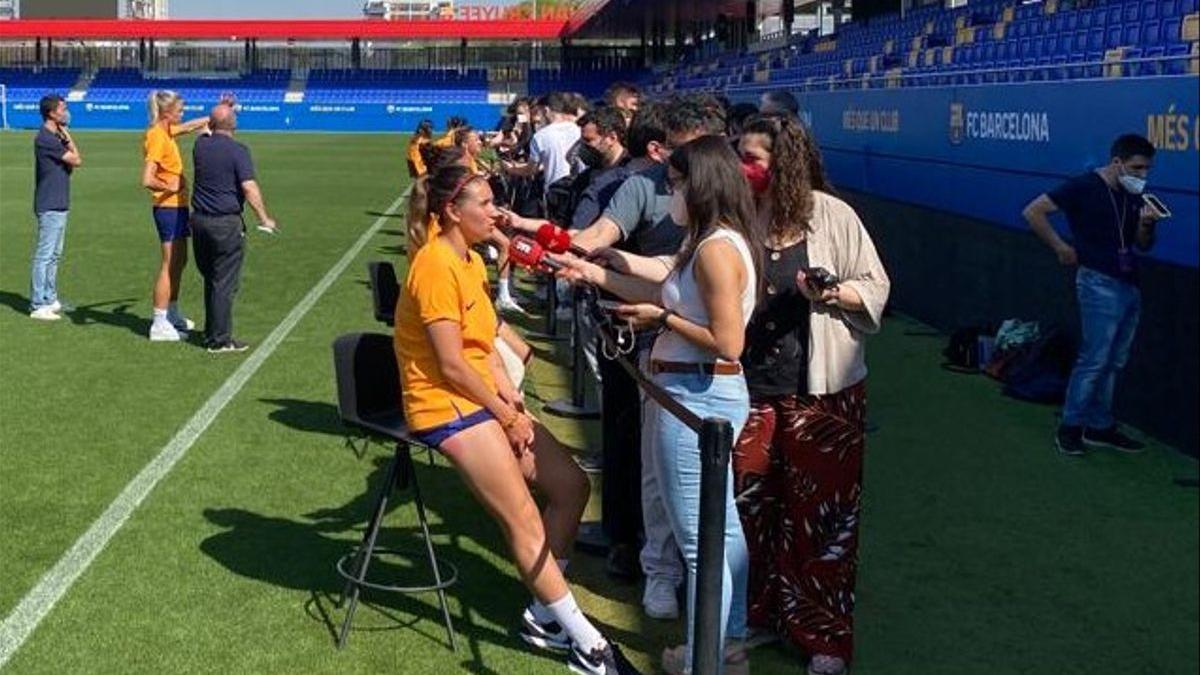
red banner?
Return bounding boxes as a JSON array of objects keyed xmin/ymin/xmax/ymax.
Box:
[{"xmin": 0, "ymin": 19, "xmax": 569, "ymax": 41}]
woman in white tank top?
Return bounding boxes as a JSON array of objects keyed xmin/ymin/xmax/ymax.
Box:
[{"xmin": 560, "ymin": 136, "xmax": 764, "ymax": 675}]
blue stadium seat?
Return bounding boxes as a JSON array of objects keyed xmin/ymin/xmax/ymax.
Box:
[
  {"xmin": 1164, "ymin": 17, "xmax": 1183, "ymax": 43},
  {"xmin": 1106, "ymin": 25, "xmax": 1124, "ymax": 49},
  {"xmin": 1185, "ymin": 0, "xmax": 1198, "ymax": 14},
  {"xmin": 1120, "ymin": 24, "xmax": 1138, "ymax": 47},
  {"xmin": 1145, "ymin": 1, "xmax": 1160, "ymax": 22},
  {"xmin": 1106, "ymin": 5, "xmax": 1123, "ymax": 27},
  {"xmin": 1125, "ymin": 3, "xmax": 1142, "ymax": 24},
  {"xmin": 1089, "ymin": 27, "xmax": 1105, "ymax": 52},
  {"xmin": 1160, "ymin": 0, "xmax": 1179, "ymax": 17},
  {"xmin": 1144, "ymin": 21, "xmax": 1163, "ymax": 45},
  {"xmin": 1064, "ymin": 12, "xmax": 1078, "ymax": 32}
]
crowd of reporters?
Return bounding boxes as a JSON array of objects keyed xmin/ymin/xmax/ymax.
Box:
[{"xmin": 398, "ymin": 82, "xmax": 889, "ymax": 675}]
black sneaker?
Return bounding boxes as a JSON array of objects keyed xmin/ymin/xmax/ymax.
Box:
[
  {"xmin": 518, "ymin": 608, "xmax": 571, "ymax": 653},
  {"xmin": 605, "ymin": 543, "xmax": 641, "ymax": 583},
  {"xmin": 206, "ymin": 339, "xmax": 250, "ymax": 354},
  {"xmin": 1055, "ymin": 425, "xmax": 1086, "ymax": 456},
  {"xmin": 568, "ymin": 641, "xmax": 641, "ymax": 675},
  {"xmin": 1083, "ymin": 426, "xmax": 1146, "ymax": 453}
]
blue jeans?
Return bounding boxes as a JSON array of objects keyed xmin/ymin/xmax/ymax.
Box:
[
  {"xmin": 1062, "ymin": 267, "xmax": 1141, "ymax": 429},
  {"xmin": 650, "ymin": 370, "xmax": 751, "ymax": 671},
  {"xmin": 29, "ymin": 210, "xmax": 69, "ymax": 311}
]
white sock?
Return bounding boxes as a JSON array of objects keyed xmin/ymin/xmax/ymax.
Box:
[
  {"xmin": 529, "ymin": 559, "xmax": 570, "ymax": 623},
  {"xmin": 545, "ymin": 591, "xmax": 606, "ymax": 653},
  {"xmin": 153, "ymin": 308, "xmax": 169, "ymax": 323},
  {"xmin": 498, "ymin": 277, "xmax": 513, "ymax": 300}
]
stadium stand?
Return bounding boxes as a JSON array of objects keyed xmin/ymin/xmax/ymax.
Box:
[
  {"xmin": 650, "ymin": 0, "xmax": 1200, "ymax": 93},
  {"xmin": 0, "ymin": 66, "xmax": 80, "ymax": 99},
  {"xmin": 83, "ymin": 68, "xmax": 290, "ymax": 103},
  {"xmin": 304, "ymin": 68, "xmax": 489, "ymax": 104}
]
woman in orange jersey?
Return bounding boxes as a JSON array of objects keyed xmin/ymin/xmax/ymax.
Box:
[
  {"xmin": 394, "ymin": 163, "xmax": 636, "ymax": 674},
  {"xmin": 140, "ymin": 89, "xmax": 212, "ymax": 342}
]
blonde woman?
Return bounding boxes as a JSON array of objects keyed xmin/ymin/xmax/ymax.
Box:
[{"xmin": 141, "ymin": 90, "xmax": 212, "ymax": 341}]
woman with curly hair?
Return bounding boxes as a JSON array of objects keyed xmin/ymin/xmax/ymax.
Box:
[{"xmin": 733, "ymin": 114, "xmax": 890, "ymax": 675}]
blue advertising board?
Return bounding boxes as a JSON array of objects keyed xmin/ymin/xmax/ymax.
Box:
[
  {"xmin": 3, "ymin": 98, "xmax": 506, "ymax": 135},
  {"xmin": 733, "ymin": 76, "xmax": 1199, "ymax": 268}
]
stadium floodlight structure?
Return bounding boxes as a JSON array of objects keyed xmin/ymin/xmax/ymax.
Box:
[
  {"xmin": 128, "ymin": 0, "xmax": 168, "ymax": 20},
  {"xmin": 363, "ymin": 1, "xmax": 453, "ymax": 21}
]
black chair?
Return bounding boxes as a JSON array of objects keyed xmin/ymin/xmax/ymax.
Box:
[
  {"xmin": 367, "ymin": 261, "xmax": 399, "ymax": 327},
  {"xmin": 331, "ymin": 332, "xmax": 457, "ymax": 651}
]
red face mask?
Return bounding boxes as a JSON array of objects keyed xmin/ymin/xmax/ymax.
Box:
[{"xmin": 741, "ymin": 159, "xmax": 772, "ymax": 194}]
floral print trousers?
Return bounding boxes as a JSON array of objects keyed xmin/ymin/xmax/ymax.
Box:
[{"xmin": 732, "ymin": 381, "xmax": 867, "ymax": 663}]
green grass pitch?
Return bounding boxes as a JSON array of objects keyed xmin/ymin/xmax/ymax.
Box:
[{"xmin": 0, "ymin": 130, "xmax": 1195, "ymax": 674}]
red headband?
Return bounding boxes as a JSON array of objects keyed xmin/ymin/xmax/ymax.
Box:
[{"xmin": 445, "ymin": 173, "xmax": 483, "ymax": 208}]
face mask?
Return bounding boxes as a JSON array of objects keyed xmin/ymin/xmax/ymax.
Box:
[
  {"xmin": 577, "ymin": 142, "xmax": 605, "ymax": 169},
  {"xmin": 668, "ymin": 190, "xmax": 688, "ymax": 227},
  {"xmin": 516, "ymin": 113, "xmax": 529, "ymax": 124},
  {"xmin": 59, "ymin": 111, "xmax": 71, "ymax": 127},
  {"xmin": 1118, "ymin": 170, "xmax": 1146, "ymax": 195},
  {"xmin": 741, "ymin": 159, "xmax": 772, "ymax": 194},
  {"xmin": 734, "ymin": 159, "xmax": 772, "ymax": 194}
]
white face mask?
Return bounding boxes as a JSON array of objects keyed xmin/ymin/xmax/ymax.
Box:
[
  {"xmin": 516, "ymin": 113, "xmax": 529, "ymax": 124},
  {"xmin": 1118, "ymin": 172, "xmax": 1146, "ymax": 195}
]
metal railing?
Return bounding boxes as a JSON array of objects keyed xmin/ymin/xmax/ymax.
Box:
[{"xmin": 671, "ymin": 53, "xmax": 1198, "ymax": 94}]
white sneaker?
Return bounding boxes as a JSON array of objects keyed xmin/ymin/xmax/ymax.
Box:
[
  {"xmin": 149, "ymin": 320, "xmax": 185, "ymax": 342},
  {"xmin": 30, "ymin": 306, "xmax": 61, "ymax": 321},
  {"xmin": 48, "ymin": 300, "xmax": 73, "ymax": 313},
  {"xmin": 167, "ymin": 309, "xmax": 195, "ymax": 332},
  {"xmin": 495, "ymin": 296, "xmax": 527, "ymax": 315},
  {"xmin": 642, "ymin": 576, "xmax": 680, "ymax": 620}
]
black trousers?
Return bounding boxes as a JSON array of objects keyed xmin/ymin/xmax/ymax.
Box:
[
  {"xmin": 599, "ymin": 344, "xmax": 644, "ymax": 547},
  {"xmin": 191, "ymin": 213, "xmax": 245, "ymax": 345}
]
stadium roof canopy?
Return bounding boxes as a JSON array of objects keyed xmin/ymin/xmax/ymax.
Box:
[
  {"xmin": 0, "ymin": 19, "xmax": 569, "ymax": 41},
  {"xmin": 567, "ymin": 0, "xmax": 755, "ymax": 39}
]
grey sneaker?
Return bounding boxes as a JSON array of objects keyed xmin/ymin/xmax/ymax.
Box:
[{"xmin": 206, "ymin": 339, "xmax": 250, "ymax": 354}]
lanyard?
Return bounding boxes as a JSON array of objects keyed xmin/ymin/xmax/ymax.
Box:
[{"xmin": 1104, "ymin": 180, "xmax": 1129, "ymax": 252}]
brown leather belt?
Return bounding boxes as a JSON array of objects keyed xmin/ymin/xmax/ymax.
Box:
[{"xmin": 650, "ymin": 360, "xmax": 743, "ymax": 376}]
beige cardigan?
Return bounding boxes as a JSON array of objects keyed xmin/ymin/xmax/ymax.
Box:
[{"xmin": 802, "ymin": 191, "xmax": 891, "ymax": 395}]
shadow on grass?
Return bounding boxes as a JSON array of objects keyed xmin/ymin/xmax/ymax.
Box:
[
  {"xmin": 261, "ymin": 398, "xmax": 347, "ymax": 437},
  {"xmin": 200, "ymin": 447, "xmax": 659, "ymax": 670},
  {"xmin": 0, "ymin": 290, "xmax": 165, "ymax": 340}
]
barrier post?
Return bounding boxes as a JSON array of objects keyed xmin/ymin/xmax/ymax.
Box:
[
  {"xmin": 526, "ymin": 277, "xmax": 566, "ymax": 342},
  {"xmin": 694, "ymin": 416, "xmax": 733, "ymax": 675},
  {"xmin": 545, "ymin": 289, "xmax": 600, "ymax": 418}
]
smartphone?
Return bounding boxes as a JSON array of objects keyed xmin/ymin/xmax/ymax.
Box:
[
  {"xmin": 1142, "ymin": 193, "xmax": 1172, "ymax": 219},
  {"xmin": 803, "ymin": 267, "xmax": 839, "ymax": 291},
  {"xmin": 595, "ymin": 299, "xmax": 623, "ymax": 312}
]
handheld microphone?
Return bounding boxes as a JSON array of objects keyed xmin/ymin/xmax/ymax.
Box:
[
  {"xmin": 510, "ymin": 235, "xmax": 563, "ymax": 272},
  {"xmin": 535, "ymin": 222, "xmax": 590, "ymax": 257}
]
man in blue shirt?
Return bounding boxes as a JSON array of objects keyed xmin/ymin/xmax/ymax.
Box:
[
  {"xmin": 29, "ymin": 94, "xmax": 83, "ymax": 321},
  {"xmin": 190, "ymin": 104, "xmax": 276, "ymax": 353},
  {"xmin": 1023, "ymin": 134, "xmax": 1160, "ymax": 456}
]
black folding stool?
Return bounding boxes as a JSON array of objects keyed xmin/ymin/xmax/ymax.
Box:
[{"xmin": 331, "ymin": 332, "xmax": 457, "ymax": 651}]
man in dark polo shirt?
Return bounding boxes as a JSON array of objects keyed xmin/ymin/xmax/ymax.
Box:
[
  {"xmin": 1023, "ymin": 133, "xmax": 1160, "ymax": 456},
  {"xmin": 29, "ymin": 94, "xmax": 83, "ymax": 321},
  {"xmin": 191, "ymin": 104, "xmax": 276, "ymax": 353}
]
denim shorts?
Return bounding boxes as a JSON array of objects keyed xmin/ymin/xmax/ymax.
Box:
[
  {"xmin": 153, "ymin": 207, "xmax": 191, "ymax": 242},
  {"xmin": 411, "ymin": 408, "xmax": 495, "ymax": 449}
]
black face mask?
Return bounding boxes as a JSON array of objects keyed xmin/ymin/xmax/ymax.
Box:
[{"xmin": 577, "ymin": 142, "xmax": 606, "ymax": 169}]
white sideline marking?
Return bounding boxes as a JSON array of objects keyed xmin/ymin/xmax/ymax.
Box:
[{"xmin": 0, "ymin": 189, "xmax": 410, "ymax": 669}]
